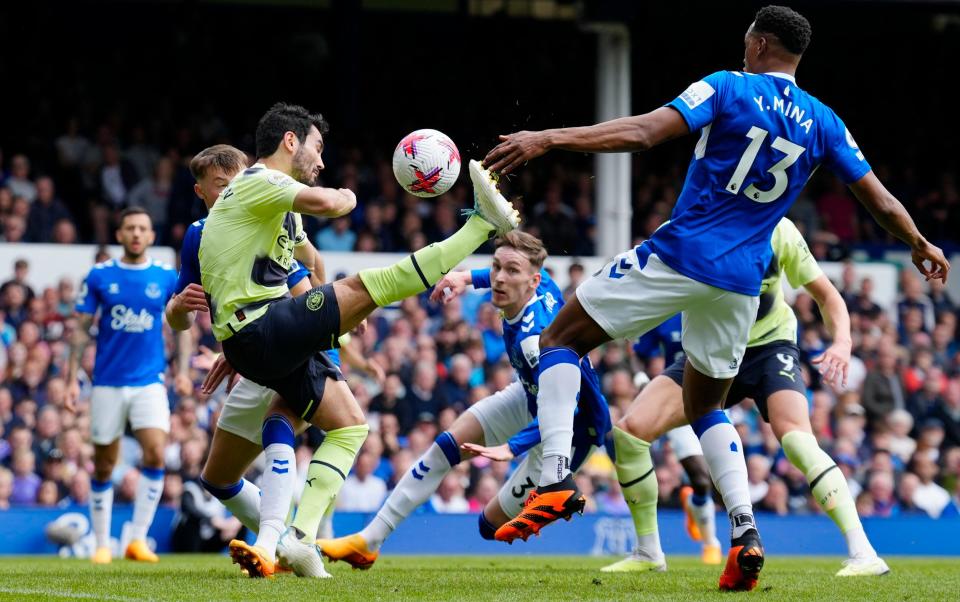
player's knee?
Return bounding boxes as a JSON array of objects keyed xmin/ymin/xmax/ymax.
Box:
[
  {"xmin": 478, "ymin": 512, "xmax": 497, "ymax": 540},
  {"xmin": 141, "ymin": 447, "xmax": 165, "ymax": 469}
]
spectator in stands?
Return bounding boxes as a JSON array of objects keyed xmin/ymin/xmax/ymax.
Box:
[
  {"xmin": 430, "ymin": 472, "xmax": 469, "ymax": 513},
  {"xmin": 25, "ymin": 177, "xmax": 72, "ymax": 243},
  {"xmin": 1, "ymin": 215, "xmax": 26, "ymax": 243},
  {"xmin": 51, "ymin": 219, "xmax": 78, "ymax": 244},
  {"xmin": 439, "ymin": 354, "xmax": 473, "ymax": 412},
  {"xmin": 127, "ymin": 156, "xmax": 174, "ymax": 241},
  {"xmin": 868, "ymin": 471, "xmax": 899, "ymax": 517},
  {"xmin": 10, "ymin": 449, "xmax": 40, "ymax": 504},
  {"xmin": 932, "ymin": 378, "xmax": 960, "ymax": 449},
  {"xmin": 315, "ymin": 215, "xmax": 356, "ymax": 251},
  {"xmin": 862, "ymin": 345, "xmax": 906, "ymax": 426},
  {"xmin": 398, "ymin": 361, "xmax": 447, "ymax": 433},
  {"xmin": 531, "ymin": 182, "xmax": 577, "ymax": 255},
  {"xmin": 910, "ymin": 453, "xmax": 951, "ymax": 518},
  {"xmin": 0, "ymin": 466, "xmax": 12, "ymax": 510},
  {"xmin": 5, "ymin": 155, "xmax": 36, "ymax": 204},
  {"xmin": 337, "ymin": 451, "xmax": 387, "ymax": 512}
]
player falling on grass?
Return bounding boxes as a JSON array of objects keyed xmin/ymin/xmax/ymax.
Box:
[
  {"xmin": 65, "ymin": 207, "xmax": 180, "ymax": 565},
  {"xmin": 600, "ymin": 218, "xmax": 888, "ymax": 577},
  {"xmin": 318, "ymin": 231, "xmax": 610, "ymax": 568},
  {"xmin": 483, "ymin": 5, "xmax": 948, "ymax": 591},
  {"xmin": 630, "ymin": 314, "xmax": 722, "ymax": 566},
  {"xmin": 197, "ymin": 102, "xmax": 519, "ymax": 578},
  {"xmin": 165, "ymin": 144, "xmax": 377, "ymax": 577}
]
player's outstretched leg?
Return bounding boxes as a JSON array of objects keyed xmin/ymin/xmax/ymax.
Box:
[
  {"xmin": 320, "ymin": 415, "xmax": 484, "ymax": 568},
  {"xmin": 494, "ymin": 298, "xmax": 610, "ymax": 543},
  {"xmin": 356, "ymin": 160, "xmax": 519, "ymax": 310},
  {"xmin": 775, "ymin": 411, "xmax": 888, "ymax": 576},
  {"xmin": 601, "ymin": 427, "xmax": 666, "ymax": 573}
]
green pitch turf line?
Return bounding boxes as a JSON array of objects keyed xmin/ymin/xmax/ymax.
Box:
[{"xmin": 1, "ymin": 555, "xmax": 957, "ymax": 601}]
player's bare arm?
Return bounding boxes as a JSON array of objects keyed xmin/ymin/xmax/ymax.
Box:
[
  {"xmin": 804, "ymin": 274, "xmax": 852, "ymax": 388},
  {"xmin": 294, "ymin": 239, "xmax": 326, "ymax": 286},
  {"xmin": 165, "ymin": 283, "xmax": 208, "ymax": 331},
  {"xmin": 849, "ymin": 171, "xmax": 950, "ymax": 282},
  {"xmin": 292, "ymin": 185, "xmax": 356, "ymax": 218},
  {"xmin": 484, "ymin": 107, "xmax": 689, "ymax": 174},
  {"xmin": 64, "ymin": 313, "xmax": 94, "ymax": 411},
  {"xmin": 174, "ymin": 329, "xmax": 195, "ymax": 397}
]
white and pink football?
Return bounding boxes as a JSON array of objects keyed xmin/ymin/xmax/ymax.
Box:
[{"xmin": 392, "ymin": 129, "xmax": 461, "ymax": 198}]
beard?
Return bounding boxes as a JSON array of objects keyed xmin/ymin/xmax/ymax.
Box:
[{"xmin": 291, "ymin": 148, "xmax": 319, "ymax": 186}]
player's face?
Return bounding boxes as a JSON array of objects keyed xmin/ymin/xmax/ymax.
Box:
[
  {"xmin": 193, "ymin": 167, "xmax": 239, "ymax": 210},
  {"xmin": 490, "ymin": 246, "xmax": 540, "ymax": 314},
  {"xmin": 115, "ymin": 213, "xmax": 155, "ymax": 258},
  {"xmin": 291, "ymin": 125, "xmax": 325, "ymax": 186}
]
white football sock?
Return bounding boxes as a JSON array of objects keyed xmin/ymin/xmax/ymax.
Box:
[
  {"xmin": 536, "ymin": 348, "xmax": 581, "ymax": 487},
  {"xmin": 693, "ymin": 411, "xmax": 754, "ymax": 539},
  {"xmin": 90, "ymin": 480, "xmax": 113, "ymax": 550},
  {"xmin": 129, "ymin": 467, "xmax": 165, "ymax": 542},
  {"xmin": 362, "ymin": 439, "xmax": 456, "ymax": 551},
  {"xmin": 222, "ymin": 479, "xmax": 262, "ymax": 535},
  {"xmin": 256, "ymin": 443, "xmax": 297, "ymax": 558},
  {"xmin": 690, "ymin": 494, "xmax": 720, "ymax": 546},
  {"xmin": 634, "ymin": 531, "xmax": 665, "ymax": 562},
  {"xmin": 845, "ymin": 527, "xmax": 877, "ymax": 560}
]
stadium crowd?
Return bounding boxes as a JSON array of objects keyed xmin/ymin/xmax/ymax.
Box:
[{"xmin": 1, "ymin": 132, "xmax": 960, "ymax": 538}]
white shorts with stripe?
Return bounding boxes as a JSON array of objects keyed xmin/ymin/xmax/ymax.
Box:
[{"xmin": 576, "ymin": 247, "xmax": 759, "ymax": 379}]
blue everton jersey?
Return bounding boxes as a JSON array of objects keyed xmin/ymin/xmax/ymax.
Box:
[
  {"xmin": 634, "ymin": 313, "xmax": 683, "ymax": 364},
  {"xmin": 650, "ymin": 71, "xmax": 870, "ymax": 296},
  {"xmin": 177, "ymin": 219, "xmax": 310, "ymax": 294},
  {"xmin": 76, "ymin": 259, "xmax": 178, "ymax": 387},
  {"xmin": 471, "ymin": 268, "xmax": 611, "ymax": 451}
]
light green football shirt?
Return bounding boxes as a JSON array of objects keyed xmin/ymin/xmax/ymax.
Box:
[
  {"xmin": 748, "ymin": 217, "xmax": 823, "ymax": 348},
  {"xmin": 199, "ymin": 163, "xmax": 308, "ymax": 341}
]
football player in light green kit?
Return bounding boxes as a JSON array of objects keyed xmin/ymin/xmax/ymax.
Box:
[
  {"xmin": 198, "ymin": 102, "xmax": 519, "ymax": 578},
  {"xmin": 601, "ymin": 217, "xmax": 889, "ymax": 577}
]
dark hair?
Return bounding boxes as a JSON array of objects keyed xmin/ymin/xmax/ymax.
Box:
[
  {"xmin": 753, "ymin": 5, "xmax": 812, "ymax": 55},
  {"xmin": 494, "ymin": 230, "xmax": 547, "ymax": 270},
  {"xmin": 118, "ymin": 206, "xmax": 151, "ymax": 227},
  {"xmin": 189, "ymin": 144, "xmax": 248, "ymax": 180},
  {"xmin": 255, "ymin": 102, "xmax": 329, "ymax": 158}
]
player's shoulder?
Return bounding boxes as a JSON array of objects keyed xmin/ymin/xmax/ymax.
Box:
[
  {"xmin": 236, "ymin": 164, "xmax": 299, "ymax": 189},
  {"xmin": 187, "ymin": 218, "xmax": 206, "ymax": 234}
]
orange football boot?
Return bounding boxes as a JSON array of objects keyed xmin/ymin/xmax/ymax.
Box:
[
  {"xmin": 679, "ymin": 486, "xmax": 703, "ymax": 542},
  {"xmin": 317, "ymin": 534, "xmax": 379, "ymax": 570},
  {"xmin": 229, "ymin": 540, "xmax": 276, "ymax": 579},
  {"xmin": 494, "ymin": 474, "xmax": 585, "ymax": 543},
  {"xmin": 718, "ymin": 531, "xmax": 764, "ymax": 591},
  {"xmin": 124, "ymin": 539, "xmax": 159, "ymax": 563}
]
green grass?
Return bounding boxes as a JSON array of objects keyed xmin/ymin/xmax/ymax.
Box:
[{"xmin": 0, "ymin": 555, "xmax": 957, "ymax": 601}]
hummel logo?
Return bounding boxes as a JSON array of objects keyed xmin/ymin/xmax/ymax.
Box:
[
  {"xmin": 411, "ymin": 461, "xmax": 430, "ymax": 480},
  {"xmin": 730, "ymin": 441, "xmax": 738, "ymax": 452}
]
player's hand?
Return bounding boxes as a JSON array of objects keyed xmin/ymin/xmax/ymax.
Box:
[
  {"xmin": 171, "ymin": 283, "xmax": 209, "ymax": 314},
  {"xmin": 64, "ymin": 380, "xmax": 81, "ymax": 413},
  {"xmin": 483, "ymin": 130, "xmax": 550, "ymax": 175},
  {"xmin": 812, "ymin": 339, "xmax": 851, "ymax": 390},
  {"xmin": 911, "ymin": 240, "xmax": 950, "ymax": 284},
  {"xmin": 201, "ymin": 353, "xmax": 238, "ymax": 394},
  {"xmin": 337, "ymin": 188, "xmax": 357, "ymax": 216},
  {"xmin": 460, "ymin": 442, "xmax": 514, "ymax": 462},
  {"xmin": 429, "ymin": 271, "xmax": 470, "ymax": 304},
  {"xmin": 174, "ymin": 373, "xmax": 194, "ymax": 397}
]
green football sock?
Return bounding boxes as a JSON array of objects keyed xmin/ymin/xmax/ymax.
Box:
[
  {"xmin": 291, "ymin": 424, "xmax": 369, "ymax": 541},
  {"xmin": 358, "ymin": 215, "xmax": 494, "ymax": 307},
  {"xmin": 782, "ymin": 430, "xmax": 861, "ymax": 533},
  {"xmin": 613, "ymin": 427, "xmax": 660, "ymax": 543}
]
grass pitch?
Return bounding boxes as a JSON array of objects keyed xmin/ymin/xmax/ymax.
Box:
[{"xmin": 0, "ymin": 554, "xmax": 957, "ymax": 601}]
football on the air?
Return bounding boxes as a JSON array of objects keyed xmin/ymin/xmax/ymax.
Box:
[{"xmin": 392, "ymin": 129, "xmax": 461, "ymax": 197}]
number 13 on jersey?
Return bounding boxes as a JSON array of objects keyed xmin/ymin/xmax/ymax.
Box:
[{"xmin": 727, "ymin": 126, "xmax": 806, "ymax": 203}]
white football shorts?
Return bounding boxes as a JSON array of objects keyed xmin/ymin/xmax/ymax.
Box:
[
  {"xmin": 665, "ymin": 425, "xmax": 703, "ymax": 461},
  {"xmin": 576, "ymin": 248, "xmax": 759, "ymax": 379},
  {"xmin": 217, "ymin": 377, "xmax": 278, "ymax": 445},
  {"xmin": 90, "ymin": 383, "xmax": 170, "ymax": 445}
]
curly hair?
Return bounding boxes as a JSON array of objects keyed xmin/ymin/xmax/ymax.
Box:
[
  {"xmin": 753, "ymin": 5, "xmax": 812, "ymax": 55},
  {"xmin": 255, "ymin": 102, "xmax": 329, "ymax": 158}
]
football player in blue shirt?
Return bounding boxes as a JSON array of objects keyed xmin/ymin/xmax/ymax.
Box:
[
  {"xmin": 484, "ymin": 5, "xmax": 948, "ymax": 590},
  {"xmin": 317, "ymin": 231, "xmax": 610, "ymax": 569},
  {"xmin": 65, "ymin": 207, "xmax": 179, "ymax": 565}
]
